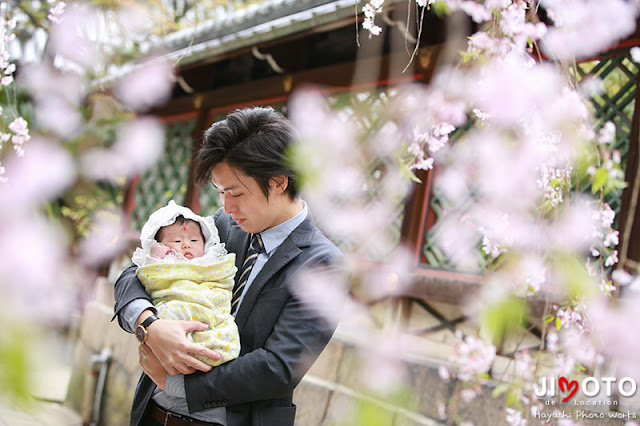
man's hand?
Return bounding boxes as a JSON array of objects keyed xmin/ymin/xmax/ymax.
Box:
[
  {"xmin": 145, "ymin": 319, "xmax": 220, "ymax": 375},
  {"xmin": 139, "ymin": 344, "xmax": 167, "ymax": 390}
]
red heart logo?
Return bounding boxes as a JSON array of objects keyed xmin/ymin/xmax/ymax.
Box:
[{"xmin": 558, "ymin": 376, "xmax": 578, "ymax": 402}]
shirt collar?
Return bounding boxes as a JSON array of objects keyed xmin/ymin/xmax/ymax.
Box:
[{"xmin": 259, "ymin": 200, "xmax": 308, "ymax": 255}]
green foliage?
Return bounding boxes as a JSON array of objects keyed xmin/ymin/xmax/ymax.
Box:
[
  {"xmin": 332, "ymin": 388, "xmax": 418, "ymax": 426},
  {"xmin": 552, "ymin": 252, "xmax": 597, "ymax": 301},
  {"xmin": 59, "ymin": 183, "xmax": 124, "ymax": 237},
  {"xmin": 479, "ymin": 295, "xmax": 528, "ymax": 347},
  {"xmin": 430, "ymin": 0, "xmax": 450, "ymax": 17},
  {"xmin": 0, "ymin": 327, "xmax": 31, "ymax": 401}
]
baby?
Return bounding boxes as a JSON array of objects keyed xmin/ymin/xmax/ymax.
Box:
[{"xmin": 132, "ymin": 200, "xmax": 239, "ymax": 367}]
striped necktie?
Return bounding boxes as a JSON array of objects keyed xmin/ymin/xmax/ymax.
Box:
[{"xmin": 231, "ymin": 233, "xmax": 264, "ymax": 315}]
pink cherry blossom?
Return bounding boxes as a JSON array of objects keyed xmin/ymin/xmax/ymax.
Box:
[
  {"xmin": 505, "ymin": 407, "xmax": 526, "ymax": 426},
  {"xmin": 472, "ymin": 56, "xmax": 563, "ymax": 126},
  {"xmin": 459, "ymin": 1, "xmax": 491, "ymax": 23},
  {"xmin": 541, "ymin": 0, "xmax": 639, "ymax": 60},
  {"xmin": 598, "ymin": 122, "xmax": 616, "ymax": 145},
  {"xmin": 449, "ymin": 333, "xmax": 496, "ymax": 381},
  {"xmin": 48, "ymin": 3, "xmax": 104, "ymax": 69},
  {"xmin": 114, "ymin": 58, "xmax": 175, "ymax": 111},
  {"xmin": 48, "ymin": 2, "xmax": 67, "ymax": 24},
  {"xmin": 77, "ymin": 209, "xmax": 126, "ymax": 266},
  {"xmin": 589, "ymin": 297, "xmax": 640, "ymax": 380},
  {"xmin": 0, "ymin": 137, "xmax": 74, "ymax": 212},
  {"xmin": 0, "ymin": 215, "xmax": 76, "ymax": 324},
  {"xmin": 81, "ymin": 117, "xmax": 165, "ymax": 181}
]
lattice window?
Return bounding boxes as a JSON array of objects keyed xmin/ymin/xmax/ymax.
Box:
[
  {"xmin": 576, "ymin": 54, "xmax": 638, "ymax": 217},
  {"xmin": 323, "ymin": 89, "xmax": 406, "ymax": 253},
  {"xmin": 421, "ymin": 181, "xmax": 457, "ymax": 270},
  {"xmin": 130, "ymin": 118, "xmax": 196, "ymax": 231},
  {"xmin": 418, "ymin": 54, "xmax": 638, "ymax": 272}
]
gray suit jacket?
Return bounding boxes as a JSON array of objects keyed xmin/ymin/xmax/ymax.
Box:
[{"xmin": 114, "ymin": 208, "xmax": 343, "ymax": 426}]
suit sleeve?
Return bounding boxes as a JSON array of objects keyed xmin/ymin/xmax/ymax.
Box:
[
  {"xmin": 112, "ymin": 263, "xmax": 153, "ymax": 330},
  {"xmin": 184, "ymin": 253, "xmax": 342, "ymax": 410}
]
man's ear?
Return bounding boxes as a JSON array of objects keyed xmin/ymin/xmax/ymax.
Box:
[{"xmin": 269, "ymin": 175, "xmax": 289, "ymax": 194}]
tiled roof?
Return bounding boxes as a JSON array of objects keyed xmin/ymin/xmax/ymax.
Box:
[{"xmin": 149, "ymin": 0, "xmax": 359, "ymax": 66}]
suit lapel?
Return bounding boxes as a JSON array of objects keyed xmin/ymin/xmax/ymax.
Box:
[{"xmin": 234, "ymin": 238, "xmax": 302, "ymax": 332}]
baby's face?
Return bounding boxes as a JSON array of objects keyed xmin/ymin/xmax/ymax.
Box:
[{"xmin": 158, "ymin": 221, "xmax": 205, "ymax": 259}]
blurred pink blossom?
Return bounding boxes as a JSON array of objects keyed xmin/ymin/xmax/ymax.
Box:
[
  {"xmin": 117, "ymin": 5, "xmax": 155, "ymax": 36},
  {"xmin": 549, "ymin": 198, "xmax": 598, "ymax": 252},
  {"xmin": 484, "ymin": 0, "xmax": 511, "ymax": 10},
  {"xmin": 0, "ymin": 137, "xmax": 74, "ymax": 212},
  {"xmin": 598, "ymin": 122, "xmax": 616, "ymax": 145},
  {"xmin": 589, "ymin": 297, "xmax": 640, "ymax": 380},
  {"xmin": 0, "ymin": 215, "xmax": 76, "ymax": 324},
  {"xmin": 0, "ymin": 15, "xmax": 17, "ymax": 87},
  {"xmin": 500, "ymin": 2, "xmax": 547, "ymax": 42},
  {"xmin": 289, "ymin": 265, "xmax": 357, "ymax": 327},
  {"xmin": 460, "ymin": 388, "xmax": 477, "ymax": 402},
  {"xmin": 554, "ymin": 354, "xmax": 575, "ymax": 376},
  {"xmin": 604, "ymin": 250, "xmax": 619, "ymax": 267},
  {"xmin": 541, "ymin": 0, "xmax": 639, "ymax": 60},
  {"xmin": 48, "ymin": 2, "xmax": 67, "ymax": 23},
  {"xmin": 449, "ymin": 333, "xmax": 496, "ymax": 381},
  {"xmin": 81, "ymin": 117, "xmax": 165, "ymax": 181},
  {"xmin": 34, "ymin": 96, "xmax": 82, "ymax": 138},
  {"xmin": 22, "ymin": 62, "xmax": 87, "ymax": 106},
  {"xmin": 362, "ymin": 247, "xmax": 414, "ymax": 300},
  {"xmin": 505, "ymin": 407, "xmax": 526, "ymax": 426},
  {"xmin": 432, "ymin": 214, "xmax": 482, "ymax": 271},
  {"xmin": 438, "ymin": 365, "xmax": 451, "ymax": 381},
  {"xmin": 48, "ymin": 3, "xmax": 104, "ymax": 69},
  {"xmin": 0, "ymin": 162, "xmax": 6, "ymax": 183},
  {"xmin": 546, "ymin": 330, "xmax": 559, "ymax": 352},
  {"xmin": 472, "ymin": 57, "xmax": 563, "ymax": 126},
  {"xmin": 435, "ymin": 167, "xmax": 470, "ymax": 205},
  {"xmin": 459, "ymin": 1, "xmax": 491, "ymax": 23},
  {"xmin": 8, "ymin": 117, "xmax": 30, "ymax": 157},
  {"xmin": 537, "ymin": 164, "xmax": 572, "ymax": 207},
  {"xmin": 611, "ymin": 269, "xmax": 633, "ymax": 286},
  {"xmin": 114, "ymin": 58, "xmax": 175, "ymax": 111},
  {"xmin": 360, "ymin": 332, "xmax": 410, "ymax": 393},
  {"xmin": 77, "ymin": 209, "xmax": 126, "ymax": 266},
  {"xmin": 563, "ymin": 327, "xmax": 601, "ymax": 368}
]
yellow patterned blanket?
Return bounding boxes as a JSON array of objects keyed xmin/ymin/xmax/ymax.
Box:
[{"xmin": 137, "ymin": 253, "xmax": 239, "ymax": 367}]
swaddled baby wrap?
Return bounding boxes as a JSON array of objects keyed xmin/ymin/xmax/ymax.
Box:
[{"xmin": 132, "ymin": 200, "xmax": 240, "ymax": 367}]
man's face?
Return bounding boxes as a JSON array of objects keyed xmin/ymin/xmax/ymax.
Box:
[
  {"xmin": 210, "ymin": 162, "xmax": 285, "ymax": 234},
  {"xmin": 158, "ymin": 221, "xmax": 205, "ymax": 259}
]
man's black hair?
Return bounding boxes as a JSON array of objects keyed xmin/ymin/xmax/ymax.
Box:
[{"xmin": 194, "ymin": 106, "xmax": 299, "ymax": 200}]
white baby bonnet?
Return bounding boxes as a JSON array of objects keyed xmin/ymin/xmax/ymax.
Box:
[{"xmin": 132, "ymin": 200, "xmax": 227, "ymax": 267}]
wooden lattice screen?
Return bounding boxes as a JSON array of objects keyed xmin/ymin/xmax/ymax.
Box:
[{"xmin": 130, "ymin": 118, "xmax": 196, "ymax": 231}]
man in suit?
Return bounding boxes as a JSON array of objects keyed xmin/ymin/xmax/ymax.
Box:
[{"xmin": 113, "ymin": 107, "xmax": 343, "ymax": 426}]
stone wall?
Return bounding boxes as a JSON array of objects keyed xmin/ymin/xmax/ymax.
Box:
[
  {"xmin": 66, "ymin": 271, "xmax": 141, "ymax": 426},
  {"xmin": 66, "ymin": 270, "xmax": 637, "ymax": 426},
  {"xmin": 293, "ymin": 334, "xmax": 635, "ymax": 426}
]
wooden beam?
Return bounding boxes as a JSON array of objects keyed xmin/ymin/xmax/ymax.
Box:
[
  {"xmin": 184, "ymin": 99, "xmax": 209, "ymax": 214},
  {"xmin": 151, "ymin": 45, "xmax": 440, "ymax": 118},
  {"xmin": 617, "ymin": 67, "xmax": 640, "ymax": 269}
]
